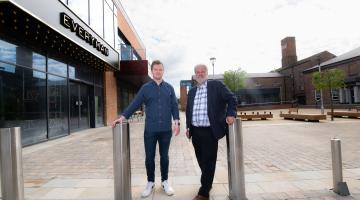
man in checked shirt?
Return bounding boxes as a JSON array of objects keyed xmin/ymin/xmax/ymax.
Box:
[
  {"xmin": 186, "ymin": 64, "xmax": 237, "ymax": 200},
  {"xmin": 112, "ymin": 60, "xmax": 180, "ymax": 198}
]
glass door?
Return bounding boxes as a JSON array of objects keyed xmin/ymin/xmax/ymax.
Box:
[{"xmin": 70, "ymin": 81, "xmax": 90, "ymax": 132}]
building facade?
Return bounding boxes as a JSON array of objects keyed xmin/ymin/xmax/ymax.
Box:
[
  {"xmin": 304, "ymin": 47, "xmax": 360, "ymax": 106},
  {"xmin": 0, "ymin": 0, "xmax": 149, "ymax": 146},
  {"xmin": 179, "ymin": 36, "xmax": 360, "ymax": 110}
]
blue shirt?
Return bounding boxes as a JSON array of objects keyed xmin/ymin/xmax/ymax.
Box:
[{"xmin": 122, "ymin": 80, "xmax": 179, "ymax": 132}]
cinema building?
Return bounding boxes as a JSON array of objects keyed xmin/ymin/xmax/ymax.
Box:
[{"xmin": 0, "ymin": 0, "xmax": 149, "ymax": 146}]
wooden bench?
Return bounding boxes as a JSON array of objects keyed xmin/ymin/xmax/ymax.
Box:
[
  {"xmin": 327, "ymin": 111, "xmax": 360, "ymax": 119},
  {"xmin": 280, "ymin": 110, "xmax": 326, "ymax": 122},
  {"xmin": 237, "ymin": 111, "xmax": 273, "ymax": 120},
  {"xmin": 355, "ymin": 106, "xmax": 360, "ymax": 112},
  {"xmin": 288, "ymin": 107, "xmax": 299, "ymax": 114}
]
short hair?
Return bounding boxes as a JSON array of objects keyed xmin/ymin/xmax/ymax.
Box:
[
  {"xmin": 194, "ymin": 64, "xmax": 208, "ymax": 73},
  {"xmin": 151, "ymin": 60, "xmax": 163, "ymax": 70}
]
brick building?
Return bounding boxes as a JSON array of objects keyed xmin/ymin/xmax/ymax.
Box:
[
  {"xmin": 179, "ymin": 36, "xmax": 360, "ymax": 109},
  {"xmin": 304, "ymin": 47, "xmax": 360, "ymax": 106},
  {"xmin": 276, "ymin": 37, "xmax": 336, "ymax": 105}
]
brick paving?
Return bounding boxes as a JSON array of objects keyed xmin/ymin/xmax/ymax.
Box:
[{"xmin": 2, "ymin": 108, "xmax": 360, "ymax": 199}]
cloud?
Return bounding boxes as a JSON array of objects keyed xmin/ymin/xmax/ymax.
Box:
[{"xmin": 120, "ymin": 0, "xmax": 360, "ymax": 97}]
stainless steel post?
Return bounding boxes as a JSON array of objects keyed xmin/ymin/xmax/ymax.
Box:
[
  {"xmin": 331, "ymin": 138, "xmax": 350, "ymax": 196},
  {"xmin": 113, "ymin": 123, "xmax": 132, "ymax": 200},
  {"xmin": 0, "ymin": 127, "xmax": 24, "ymax": 200},
  {"xmin": 227, "ymin": 118, "xmax": 247, "ymax": 200}
]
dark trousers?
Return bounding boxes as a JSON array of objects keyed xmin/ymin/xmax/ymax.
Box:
[
  {"xmin": 191, "ymin": 126, "xmax": 218, "ymax": 198},
  {"xmin": 144, "ymin": 130, "xmax": 172, "ymax": 182}
]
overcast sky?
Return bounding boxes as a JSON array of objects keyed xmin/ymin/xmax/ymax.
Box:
[{"xmin": 120, "ymin": 0, "xmax": 360, "ymax": 97}]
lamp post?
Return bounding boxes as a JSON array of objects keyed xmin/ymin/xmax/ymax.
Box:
[
  {"xmin": 318, "ymin": 57, "xmax": 325, "ymax": 114},
  {"xmin": 210, "ymin": 57, "xmax": 216, "ymax": 78}
]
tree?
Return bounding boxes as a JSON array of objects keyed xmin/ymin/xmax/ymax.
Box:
[
  {"xmin": 223, "ymin": 68, "xmax": 246, "ymax": 107},
  {"xmin": 312, "ymin": 68, "xmax": 345, "ymax": 121}
]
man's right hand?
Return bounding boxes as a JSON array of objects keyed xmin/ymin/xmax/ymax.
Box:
[
  {"xmin": 111, "ymin": 116, "xmax": 126, "ymax": 127},
  {"xmin": 185, "ymin": 130, "xmax": 191, "ymax": 139}
]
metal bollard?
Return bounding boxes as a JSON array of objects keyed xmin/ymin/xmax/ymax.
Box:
[
  {"xmin": 331, "ymin": 138, "xmax": 350, "ymax": 196},
  {"xmin": 113, "ymin": 123, "xmax": 132, "ymax": 200},
  {"xmin": 226, "ymin": 118, "xmax": 247, "ymax": 200},
  {"xmin": 0, "ymin": 127, "xmax": 24, "ymax": 200}
]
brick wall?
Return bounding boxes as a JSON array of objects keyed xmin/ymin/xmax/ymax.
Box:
[
  {"xmin": 304, "ymin": 60, "xmax": 360, "ymax": 105},
  {"xmin": 180, "ymin": 86, "xmax": 187, "ymax": 111}
]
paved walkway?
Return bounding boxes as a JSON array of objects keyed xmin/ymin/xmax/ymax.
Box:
[{"xmin": 2, "ymin": 109, "xmax": 360, "ymax": 199}]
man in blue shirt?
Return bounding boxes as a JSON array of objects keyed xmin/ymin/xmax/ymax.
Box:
[{"xmin": 112, "ymin": 60, "xmax": 180, "ymax": 197}]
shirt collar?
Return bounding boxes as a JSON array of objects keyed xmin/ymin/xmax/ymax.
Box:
[
  {"xmin": 198, "ymin": 80, "xmax": 207, "ymax": 89},
  {"xmin": 152, "ymin": 79, "xmax": 164, "ymax": 86}
]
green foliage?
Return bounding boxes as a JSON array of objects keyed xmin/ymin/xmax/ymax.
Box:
[
  {"xmin": 223, "ymin": 68, "xmax": 247, "ymax": 93},
  {"xmin": 312, "ymin": 69, "xmax": 345, "ymax": 91}
]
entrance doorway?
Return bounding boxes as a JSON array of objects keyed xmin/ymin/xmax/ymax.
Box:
[{"xmin": 70, "ymin": 81, "xmax": 90, "ymax": 132}]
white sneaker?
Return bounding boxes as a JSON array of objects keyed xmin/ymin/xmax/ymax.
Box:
[
  {"xmin": 161, "ymin": 180, "xmax": 174, "ymax": 196},
  {"xmin": 141, "ymin": 182, "xmax": 154, "ymax": 198}
]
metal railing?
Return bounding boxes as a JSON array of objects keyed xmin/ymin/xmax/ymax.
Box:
[
  {"xmin": 226, "ymin": 118, "xmax": 247, "ymax": 200},
  {"xmin": 113, "ymin": 122, "xmax": 132, "ymax": 200},
  {"xmin": 0, "ymin": 127, "xmax": 24, "ymax": 200}
]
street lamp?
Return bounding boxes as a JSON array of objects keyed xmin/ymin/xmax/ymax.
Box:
[
  {"xmin": 210, "ymin": 57, "xmax": 216, "ymax": 78},
  {"xmin": 318, "ymin": 57, "xmax": 325, "ymax": 114}
]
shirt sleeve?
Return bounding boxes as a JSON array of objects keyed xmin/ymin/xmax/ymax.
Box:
[
  {"xmin": 170, "ymin": 85, "xmax": 180, "ymax": 120},
  {"xmin": 122, "ymin": 85, "xmax": 145, "ymax": 119}
]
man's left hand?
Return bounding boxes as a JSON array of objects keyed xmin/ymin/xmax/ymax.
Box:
[{"xmin": 226, "ymin": 116, "xmax": 235, "ymax": 125}]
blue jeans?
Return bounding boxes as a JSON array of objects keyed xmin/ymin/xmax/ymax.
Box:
[{"xmin": 144, "ymin": 130, "xmax": 172, "ymax": 182}]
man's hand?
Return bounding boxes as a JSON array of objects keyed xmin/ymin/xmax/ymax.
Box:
[
  {"xmin": 173, "ymin": 124, "xmax": 180, "ymax": 136},
  {"xmin": 173, "ymin": 120, "xmax": 180, "ymax": 136},
  {"xmin": 185, "ymin": 130, "xmax": 190, "ymax": 139},
  {"xmin": 111, "ymin": 116, "xmax": 126, "ymax": 127},
  {"xmin": 226, "ymin": 116, "xmax": 235, "ymax": 125}
]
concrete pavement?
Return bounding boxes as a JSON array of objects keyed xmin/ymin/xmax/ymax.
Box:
[{"xmin": 4, "ymin": 109, "xmax": 360, "ymax": 199}]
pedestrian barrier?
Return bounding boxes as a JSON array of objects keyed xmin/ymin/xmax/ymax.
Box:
[
  {"xmin": 226, "ymin": 118, "xmax": 247, "ymax": 200},
  {"xmin": 331, "ymin": 138, "xmax": 350, "ymax": 196},
  {"xmin": 0, "ymin": 127, "xmax": 24, "ymax": 200},
  {"xmin": 113, "ymin": 122, "xmax": 132, "ymax": 200}
]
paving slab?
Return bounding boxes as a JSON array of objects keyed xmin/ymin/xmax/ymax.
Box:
[{"xmin": 13, "ymin": 109, "xmax": 360, "ymax": 199}]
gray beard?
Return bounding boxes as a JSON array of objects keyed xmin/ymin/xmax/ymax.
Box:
[{"xmin": 195, "ymin": 77, "xmax": 207, "ymax": 85}]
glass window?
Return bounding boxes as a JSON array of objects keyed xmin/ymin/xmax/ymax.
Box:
[
  {"xmin": 315, "ymin": 90, "xmax": 321, "ymax": 101},
  {"xmin": 89, "ymin": 0, "xmax": 104, "ymax": 37},
  {"xmin": 94, "ymin": 86, "xmax": 104, "ymax": 127},
  {"xmin": 48, "ymin": 58, "xmax": 67, "ymax": 77},
  {"xmin": 116, "ymin": 36, "xmax": 121, "ymax": 54},
  {"xmin": 48, "ymin": 75, "xmax": 69, "ymax": 138},
  {"xmin": 0, "ymin": 61, "xmax": 15, "ymax": 73},
  {"xmin": 68, "ymin": 0, "xmax": 89, "ymax": 24},
  {"xmin": 121, "ymin": 44, "xmax": 133, "ymax": 60},
  {"xmin": 94, "ymin": 69, "xmax": 103, "ymax": 86},
  {"xmin": 0, "ymin": 40, "xmax": 16, "ymax": 65},
  {"xmin": 117, "ymin": 81, "xmax": 130, "ymax": 114},
  {"xmin": 0, "ymin": 40, "xmax": 45, "ymax": 72},
  {"xmin": 104, "ymin": 0, "xmax": 114, "ymax": 47},
  {"xmin": 69, "ymin": 64, "xmax": 93, "ymax": 83},
  {"xmin": 32, "ymin": 53, "xmax": 46, "ymax": 71},
  {"xmin": 0, "ymin": 62, "xmax": 47, "ymax": 146},
  {"xmin": 332, "ymin": 88, "xmax": 339, "ymax": 101}
]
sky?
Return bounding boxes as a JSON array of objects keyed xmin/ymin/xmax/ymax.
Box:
[{"xmin": 120, "ymin": 0, "xmax": 360, "ymax": 97}]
